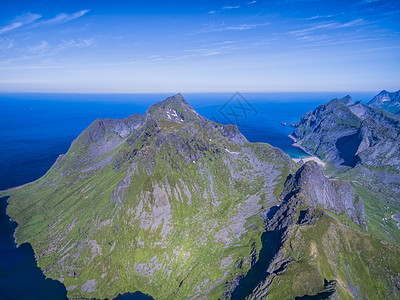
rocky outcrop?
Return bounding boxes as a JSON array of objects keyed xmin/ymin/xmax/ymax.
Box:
[
  {"xmin": 367, "ymin": 89, "xmax": 400, "ymax": 115},
  {"xmin": 244, "ymin": 195, "xmax": 325, "ymax": 299},
  {"xmin": 242, "ymin": 169, "xmax": 399, "ymax": 299},
  {"xmin": 281, "ymin": 161, "xmax": 366, "ymax": 225}
]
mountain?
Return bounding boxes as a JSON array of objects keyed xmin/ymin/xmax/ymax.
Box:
[
  {"xmin": 291, "ymin": 95, "xmax": 400, "ymax": 169},
  {"xmin": 2, "ymin": 94, "xmax": 296, "ymax": 299},
  {"xmin": 368, "ymin": 89, "xmax": 400, "ymax": 115},
  {"xmin": 2, "ymin": 94, "xmax": 399, "ymax": 299},
  {"xmin": 250, "ymin": 169, "xmax": 400, "ymax": 299},
  {"xmin": 290, "ymin": 94, "xmax": 400, "ymax": 244}
]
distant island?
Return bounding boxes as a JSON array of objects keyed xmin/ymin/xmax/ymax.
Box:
[{"xmin": 2, "ymin": 91, "xmax": 400, "ymax": 299}]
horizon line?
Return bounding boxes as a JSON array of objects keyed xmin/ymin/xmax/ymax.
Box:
[{"xmin": 0, "ymin": 89, "xmax": 390, "ymax": 95}]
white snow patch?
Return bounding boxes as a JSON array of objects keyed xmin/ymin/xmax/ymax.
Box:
[{"xmin": 225, "ymin": 148, "xmax": 239, "ymax": 155}]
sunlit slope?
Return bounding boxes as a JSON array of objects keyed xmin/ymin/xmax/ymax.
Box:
[{"xmin": 3, "ymin": 94, "xmax": 295, "ymax": 299}]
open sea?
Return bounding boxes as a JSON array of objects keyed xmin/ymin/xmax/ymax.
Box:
[{"xmin": 0, "ymin": 91, "xmax": 375, "ymax": 299}]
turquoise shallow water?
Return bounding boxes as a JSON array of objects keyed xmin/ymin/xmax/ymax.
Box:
[{"xmin": 0, "ymin": 91, "xmax": 375, "ymax": 298}]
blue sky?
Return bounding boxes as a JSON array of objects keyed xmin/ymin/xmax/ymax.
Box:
[{"xmin": 0, "ymin": 0, "xmax": 399, "ymax": 93}]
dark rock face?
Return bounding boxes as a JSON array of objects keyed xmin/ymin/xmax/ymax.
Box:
[
  {"xmin": 280, "ymin": 161, "xmax": 366, "ymax": 225},
  {"xmin": 367, "ymin": 89, "xmax": 400, "ymax": 115},
  {"xmin": 335, "ymin": 129, "xmax": 362, "ymax": 167},
  {"xmin": 244, "ymin": 195, "xmax": 324, "ymax": 299},
  {"xmin": 339, "ymin": 95, "xmax": 354, "ymax": 106},
  {"xmin": 219, "ymin": 124, "xmax": 248, "ymax": 144}
]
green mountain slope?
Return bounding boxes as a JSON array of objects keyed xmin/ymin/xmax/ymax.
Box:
[
  {"xmin": 2, "ymin": 94, "xmax": 296, "ymax": 299},
  {"xmin": 2, "ymin": 94, "xmax": 400, "ymax": 300},
  {"xmin": 248, "ymin": 161, "xmax": 400, "ymax": 299}
]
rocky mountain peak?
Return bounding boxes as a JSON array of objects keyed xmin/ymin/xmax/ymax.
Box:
[
  {"xmin": 339, "ymin": 95, "xmax": 353, "ymax": 106},
  {"xmin": 146, "ymin": 93, "xmax": 202, "ymax": 124},
  {"xmin": 280, "ymin": 161, "xmax": 366, "ymax": 225},
  {"xmin": 367, "ymin": 89, "xmax": 400, "ymax": 114}
]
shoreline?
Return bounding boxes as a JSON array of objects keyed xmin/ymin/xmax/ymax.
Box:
[
  {"xmin": 288, "ymin": 133, "xmax": 314, "ymax": 157},
  {"xmin": 0, "ymin": 182, "xmax": 31, "ymax": 193},
  {"xmin": 292, "ymin": 156, "xmax": 326, "ymax": 168},
  {"xmin": 0, "ymin": 195, "xmax": 21, "ymax": 251},
  {"xmin": 288, "ymin": 134, "xmax": 326, "ymax": 167}
]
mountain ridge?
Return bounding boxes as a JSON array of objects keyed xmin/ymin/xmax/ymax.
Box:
[
  {"xmin": 2, "ymin": 94, "xmax": 294, "ymax": 299},
  {"xmin": 2, "ymin": 94, "xmax": 399, "ymax": 299},
  {"xmin": 289, "ymin": 90, "xmax": 400, "ymax": 246},
  {"xmin": 367, "ymin": 89, "xmax": 400, "ymax": 115}
]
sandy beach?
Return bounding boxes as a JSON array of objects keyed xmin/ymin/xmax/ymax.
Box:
[
  {"xmin": 288, "ymin": 134, "xmax": 326, "ymax": 167},
  {"xmin": 292, "ymin": 156, "xmax": 326, "ymax": 168}
]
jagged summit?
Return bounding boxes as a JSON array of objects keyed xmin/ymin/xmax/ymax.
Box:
[
  {"xmin": 146, "ymin": 93, "xmax": 203, "ymax": 125},
  {"xmin": 147, "ymin": 93, "xmax": 189, "ymax": 112},
  {"xmin": 339, "ymin": 95, "xmax": 353, "ymax": 106},
  {"xmin": 321, "ymin": 95, "xmax": 353, "ymax": 107},
  {"xmin": 367, "ymin": 89, "xmax": 400, "ymax": 114},
  {"xmin": 281, "ymin": 161, "xmax": 365, "ymax": 225}
]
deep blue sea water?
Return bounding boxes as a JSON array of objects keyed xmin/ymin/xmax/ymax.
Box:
[{"xmin": 0, "ymin": 91, "xmax": 375, "ymax": 299}]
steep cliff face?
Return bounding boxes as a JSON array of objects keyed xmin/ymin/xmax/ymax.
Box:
[
  {"xmin": 248, "ymin": 197, "xmax": 400, "ymax": 300},
  {"xmin": 2, "ymin": 94, "xmax": 296, "ymax": 299},
  {"xmin": 368, "ymin": 89, "xmax": 400, "ymax": 115},
  {"xmin": 290, "ymin": 93, "xmax": 400, "ymax": 245},
  {"xmin": 244, "ymin": 160, "xmax": 399, "ymax": 299},
  {"xmin": 280, "ymin": 161, "xmax": 366, "ymax": 226}
]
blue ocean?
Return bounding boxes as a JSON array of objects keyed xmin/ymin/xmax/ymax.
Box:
[{"xmin": 0, "ymin": 92, "xmax": 375, "ymax": 299}]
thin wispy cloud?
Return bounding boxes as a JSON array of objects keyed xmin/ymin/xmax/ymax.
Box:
[
  {"xmin": 185, "ymin": 41, "xmax": 236, "ymax": 55},
  {"xmin": 279, "ymin": 0, "xmax": 322, "ymax": 3},
  {"xmin": 306, "ymin": 15, "xmax": 333, "ymax": 20},
  {"xmin": 290, "ymin": 36, "xmax": 386, "ymax": 49},
  {"xmin": 357, "ymin": 0, "xmax": 379, "ymax": 5},
  {"xmin": 0, "ymin": 10, "xmax": 90, "ymax": 36},
  {"xmin": 57, "ymin": 38, "xmax": 96, "ymax": 50},
  {"xmin": 2, "ymin": 37, "xmax": 97, "ymax": 63},
  {"xmin": 364, "ymin": 45, "xmax": 400, "ymax": 52},
  {"xmin": 41, "ymin": 9, "xmax": 90, "ymax": 24},
  {"xmin": 0, "ymin": 1, "xmax": 398, "ymax": 92},
  {"xmin": 208, "ymin": 1, "xmax": 255, "ymax": 14},
  {"xmin": 0, "ymin": 38, "xmax": 14, "ymax": 51},
  {"xmin": 291, "ymin": 19, "xmax": 366, "ymax": 36},
  {"xmin": 28, "ymin": 41, "xmax": 50, "ymax": 54},
  {"xmin": 191, "ymin": 22, "xmax": 269, "ymax": 34},
  {"xmin": 223, "ymin": 5, "xmax": 241, "ymax": 10},
  {"xmin": 0, "ymin": 13, "xmax": 42, "ymax": 35}
]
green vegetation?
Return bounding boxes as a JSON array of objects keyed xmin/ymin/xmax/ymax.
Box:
[
  {"xmin": 3, "ymin": 94, "xmax": 399, "ymax": 299},
  {"xmin": 265, "ymin": 214, "xmax": 400, "ymax": 299},
  {"xmin": 1, "ymin": 95, "xmax": 295, "ymax": 299}
]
